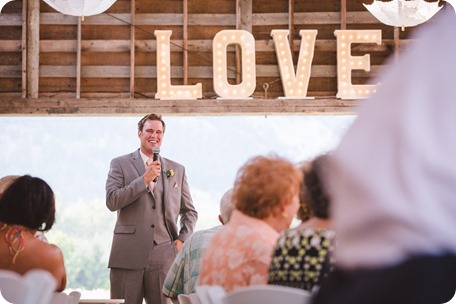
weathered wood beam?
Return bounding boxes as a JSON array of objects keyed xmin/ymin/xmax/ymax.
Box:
[
  {"xmin": 0, "ymin": 98, "xmax": 362, "ymax": 116},
  {"xmin": 130, "ymin": 0, "xmax": 136, "ymax": 98},
  {"xmin": 341, "ymin": 0, "xmax": 347, "ymax": 29},
  {"xmin": 31, "ymin": 64, "xmax": 382, "ymax": 79},
  {"xmin": 183, "ymin": 0, "xmax": 188, "ymax": 85},
  {"xmin": 289, "ymin": 0, "xmax": 295, "ymax": 62},
  {"xmin": 235, "ymin": 0, "xmax": 252, "ymax": 84},
  {"xmin": 76, "ymin": 17, "xmax": 81, "ymax": 98},
  {"xmin": 21, "ymin": 0, "xmax": 27, "ymax": 98},
  {"xmin": 35, "ymin": 39, "xmax": 396, "ymax": 53},
  {"xmin": 37, "ymin": 12, "xmax": 379, "ymax": 26},
  {"xmin": 26, "ymin": 0, "xmax": 40, "ymax": 98},
  {"xmin": 394, "ymin": 27, "xmax": 400, "ymax": 63}
]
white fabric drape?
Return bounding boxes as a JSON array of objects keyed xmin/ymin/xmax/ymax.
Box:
[
  {"xmin": 43, "ymin": 0, "xmax": 117, "ymax": 17},
  {"xmin": 327, "ymin": 9, "xmax": 456, "ymax": 269}
]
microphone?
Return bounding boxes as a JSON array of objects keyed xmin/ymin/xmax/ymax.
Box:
[
  {"xmin": 152, "ymin": 147, "xmax": 160, "ymax": 182},
  {"xmin": 153, "ymin": 147, "xmax": 160, "ymax": 162}
]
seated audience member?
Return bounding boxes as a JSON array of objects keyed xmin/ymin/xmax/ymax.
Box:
[
  {"xmin": 198, "ymin": 155, "xmax": 302, "ymax": 292},
  {"xmin": 163, "ymin": 189, "xmax": 235, "ymax": 299},
  {"xmin": 0, "ymin": 175, "xmax": 49, "ymax": 243},
  {"xmin": 314, "ymin": 9, "xmax": 456, "ymax": 304},
  {"xmin": 0, "ymin": 175, "xmax": 67, "ymax": 291},
  {"xmin": 268, "ymin": 155, "xmax": 335, "ymax": 292}
]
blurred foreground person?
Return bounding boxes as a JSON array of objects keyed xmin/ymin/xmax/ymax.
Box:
[
  {"xmin": 314, "ymin": 8, "xmax": 456, "ymax": 304},
  {"xmin": 199, "ymin": 155, "xmax": 302, "ymax": 292},
  {"xmin": 0, "ymin": 175, "xmax": 67, "ymax": 291},
  {"xmin": 163, "ymin": 189, "xmax": 235, "ymax": 299},
  {"xmin": 268, "ymin": 155, "xmax": 335, "ymax": 293}
]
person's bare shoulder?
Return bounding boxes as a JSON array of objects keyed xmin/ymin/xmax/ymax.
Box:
[{"xmin": 25, "ymin": 238, "xmax": 67, "ymax": 290}]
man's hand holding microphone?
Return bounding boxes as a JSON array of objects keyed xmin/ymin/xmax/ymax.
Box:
[{"xmin": 144, "ymin": 147, "xmax": 161, "ymax": 192}]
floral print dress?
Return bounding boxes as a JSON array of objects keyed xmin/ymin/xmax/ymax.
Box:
[
  {"xmin": 268, "ymin": 228, "xmax": 335, "ymax": 292},
  {"xmin": 199, "ymin": 210, "xmax": 279, "ymax": 292}
]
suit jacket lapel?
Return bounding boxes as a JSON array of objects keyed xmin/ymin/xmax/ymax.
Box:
[{"xmin": 132, "ymin": 149, "xmax": 146, "ymax": 176}]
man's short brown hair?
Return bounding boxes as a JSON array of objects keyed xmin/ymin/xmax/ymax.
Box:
[{"xmin": 138, "ymin": 113, "xmax": 166, "ymax": 132}]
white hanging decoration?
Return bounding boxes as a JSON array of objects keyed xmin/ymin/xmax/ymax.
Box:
[
  {"xmin": 42, "ymin": 0, "xmax": 117, "ymax": 17},
  {"xmin": 363, "ymin": 0, "xmax": 442, "ymax": 30},
  {"xmin": 0, "ymin": 0, "xmax": 14, "ymax": 14}
]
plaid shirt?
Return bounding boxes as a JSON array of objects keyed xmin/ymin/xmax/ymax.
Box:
[{"xmin": 162, "ymin": 225, "xmax": 221, "ymax": 298}]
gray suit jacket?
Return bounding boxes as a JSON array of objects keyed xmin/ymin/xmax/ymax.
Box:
[{"xmin": 106, "ymin": 149, "xmax": 198, "ymax": 269}]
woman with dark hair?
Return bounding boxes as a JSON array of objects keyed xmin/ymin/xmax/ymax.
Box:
[
  {"xmin": 0, "ymin": 175, "xmax": 67, "ymax": 291},
  {"xmin": 268, "ymin": 155, "xmax": 335, "ymax": 293}
]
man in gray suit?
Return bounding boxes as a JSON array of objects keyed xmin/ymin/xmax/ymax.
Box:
[{"xmin": 106, "ymin": 113, "xmax": 198, "ymax": 304}]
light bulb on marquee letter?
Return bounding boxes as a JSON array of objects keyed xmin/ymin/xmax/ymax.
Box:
[
  {"xmin": 213, "ymin": 30, "xmax": 256, "ymax": 99},
  {"xmin": 335, "ymin": 30, "xmax": 381, "ymax": 99},
  {"xmin": 154, "ymin": 30, "xmax": 202, "ymax": 100},
  {"xmin": 271, "ymin": 29, "xmax": 317, "ymax": 99}
]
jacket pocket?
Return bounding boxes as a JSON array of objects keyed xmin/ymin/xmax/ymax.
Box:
[{"xmin": 114, "ymin": 225, "xmax": 136, "ymax": 234}]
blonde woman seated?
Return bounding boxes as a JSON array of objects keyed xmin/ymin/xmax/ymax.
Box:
[
  {"xmin": 0, "ymin": 175, "xmax": 67, "ymax": 291},
  {"xmin": 268, "ymin": 155, "xmax": 335, "ymax": 292},
  {"xmin": 198, "ymin": 155, "xmax": 302, "ymax": 291}
]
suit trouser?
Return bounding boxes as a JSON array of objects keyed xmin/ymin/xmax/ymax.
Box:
[
  {"xmin": 110, "ymin": 240, "xmax": 177, "ymax": 304},
  {"xmin": 314, "ymin": 255, "xmax": 456, "ymax": 304}
]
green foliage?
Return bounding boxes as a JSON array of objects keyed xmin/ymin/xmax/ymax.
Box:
[{"xmin": 47, "ymin": 199, "xmax": 116, "ymax": 291}]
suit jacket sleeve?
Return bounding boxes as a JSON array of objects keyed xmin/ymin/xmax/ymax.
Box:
[
  {"xmin": 177, "ymin": 167, "xmax": 198, "ymax": 242},
  {"xmin": 106, "ymin": 156, "xmax": 147, "ymax": 212}
]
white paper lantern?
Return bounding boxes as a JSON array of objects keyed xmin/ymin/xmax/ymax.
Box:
[
  {"xmin": 0, "ymin": 0, "xmax": 14, "ymax": 14},
  {"xmin": 43, "ymin": 0, "xmax": 117, "ymax": 17},
  {"xmin": 364, "ymin": 0, "xmax": 442, "ymax": 29}
]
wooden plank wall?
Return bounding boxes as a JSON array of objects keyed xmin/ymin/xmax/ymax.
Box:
[{"xmin": 0, "ymin": 0, "xmax": 441, "ymax": 114}]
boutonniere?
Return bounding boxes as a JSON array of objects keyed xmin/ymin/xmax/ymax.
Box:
[{"xmin": 165, "ymin": 169, "xmax": 175, "ymax": 178}]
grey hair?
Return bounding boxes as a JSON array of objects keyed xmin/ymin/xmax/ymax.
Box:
[{"xmin": 219, "ymin": 188, "xmax": 235, "ymax": 223}]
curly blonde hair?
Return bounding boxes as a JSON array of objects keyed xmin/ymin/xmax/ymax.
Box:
[{"xmin": 233, "ymin": 155, "xmax": 302, "ymax": 219}]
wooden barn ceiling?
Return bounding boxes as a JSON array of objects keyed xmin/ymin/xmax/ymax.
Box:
[{"xmin": 0, "ymin": 0, "xmax": 440, "ymax": 115}]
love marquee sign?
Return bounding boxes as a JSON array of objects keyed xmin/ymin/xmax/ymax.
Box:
[{"xmin": 154, "ymin": 29, "xmax": 382, "ymax": 100}]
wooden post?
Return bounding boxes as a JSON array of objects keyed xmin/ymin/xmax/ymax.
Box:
[
  {"xmin": 289, "ymin": 0, "xmax": 295, "ymax": 63},
  {"xmin": 26, "ymin": 0, "xmax": 40, "ymax": 98},
  {"xmin": 341, "ymin": 0, "xmax": 346, "ymax": 30},
  {"xmin": 130, "ymin": 0, "xmax": 136, "ymax": 98},
  {"xmin": 76, "ymin": 17, "xmax": 82, "ymax": 99},
  {"xmin": 394, "ymin": 27, "xmax": 400, "ymax": 63},
  {"xmin": 236, "ymin": 0, "xmax": 252, "ymax": 84},
  {"xmin": 183, "ymin": 0, "xmax": 188, "ymax": 85},
  {"xmin": 21, "ymin": 0, "xmax": 27, "ymax": 98}
]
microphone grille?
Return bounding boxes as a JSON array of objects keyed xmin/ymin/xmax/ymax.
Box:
[{"xmin": 152, "ymin": 147, "xmax": 160, "ymax": 154}]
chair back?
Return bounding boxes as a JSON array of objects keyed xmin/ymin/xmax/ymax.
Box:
[
  {"xmin": 177, "ymin": 293, "xmax": 201, "ymax": 304},
  {"xmin": 222, "ymin": 285, "xmax": 313, "ymax": 304},
  {"xmin": 50, "ymin": 291, "xmax": 81, "ymax": 304},
  {"xmin": 195, "ymin": 285, "xmax": 226, "ymax": 304},
  {"xmin": 0, "ymin": 269, "xmax": 57, "ymax": 304}
]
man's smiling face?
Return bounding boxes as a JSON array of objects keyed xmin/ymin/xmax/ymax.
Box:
[{"xmin": 139, "ymin": 119, "xmax": 164, "ymax": 156}]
